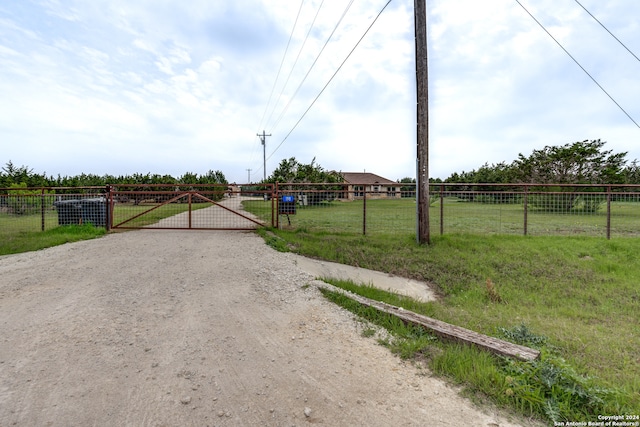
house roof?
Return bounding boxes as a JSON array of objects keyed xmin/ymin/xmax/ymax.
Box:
[{"xmin": 341, "ymin": 172, "xmax": 396, "ymax": 185}]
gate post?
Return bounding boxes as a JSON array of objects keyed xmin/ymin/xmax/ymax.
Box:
[
  {"xmin": 105, "ymin": 185, "xmax": 112, "ymax": 231},
  {"xmin": 188, "ymin": 192, "xmax": 193, "ymax": 229},
  {"xmin": 273, "ymin": 183, "xmax": 277, "ymax": 228},
  {"xmin": 274, "ymin": 182, "xmax": 279, "ymax": 229},
  {"xmin": 41, "ymin": 188, "xmax": 46, "ymax": 232}
]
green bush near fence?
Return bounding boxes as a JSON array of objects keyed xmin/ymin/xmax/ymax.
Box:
[{"xmin": 527, "ymin": 192, "xmax": 606, "ymax": 214}]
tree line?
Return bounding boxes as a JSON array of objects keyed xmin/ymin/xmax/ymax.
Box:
[
  {"xmin": 0, "ymin": 161, "xmax": 228, "ymax": 188},
  {"xmin": 432, "ymin": 140, "xmax": 640, "ymax": 213},
  {"xmin": 442, "ymin": 139, "xmax": 640, "ymax": 186}
]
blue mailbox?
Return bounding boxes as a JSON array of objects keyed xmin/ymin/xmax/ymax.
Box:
[{"xmin": 279, "ymin": 195, "xmax": 296, "ymax": 215}]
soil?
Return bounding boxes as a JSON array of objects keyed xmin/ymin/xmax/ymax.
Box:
[{"xmin": 0, "ymin": 218, "xmax": 543, "ymax": 426}]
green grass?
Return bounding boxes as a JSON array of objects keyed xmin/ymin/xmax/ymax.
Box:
[
  {"xmin": 0, "ymin": 223, "xmax": 106, "ymax": 256},
  {"xmin": 0, "ymin": 202, "xmax": 210, "ymax": 255},
  {"xmin": 245, "ymin": 198, "xmax": 640, "ymax": 237},
  {"xmin": 257, "ymin": 227, "xmax": 640, "ymax": 423}
]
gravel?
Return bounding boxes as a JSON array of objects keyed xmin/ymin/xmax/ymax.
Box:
[{"xmin": 0, "ymin": 229, "xmax": 542, "ymax": 426}]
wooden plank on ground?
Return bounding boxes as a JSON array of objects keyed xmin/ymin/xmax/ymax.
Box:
[{"xmin": 315, "ymin": 281, "xmax": 540, "ymax": 362}]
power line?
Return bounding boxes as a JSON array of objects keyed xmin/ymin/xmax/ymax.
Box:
[
  {"xmin": 251, "ymin": 0, "xmax": 305, "ymax": 168},
  {"xmin": 267, "ymin": 0, "xmax": 394, "ymax": 162},
  {"xmin": 269, "ymin": 0, "xmax": 356, "ymax": 134},
  {"xmin": 256, "ymin": 0, "xmax": 306, "ymax": 132},
  {"xmin": 515, "ymin": 0, "xmax": 640, "ymax": 129},
  {"xmin": 573, "ymin": 0, "xmax": 640, "ymax": 63},
  {"xmin": 264, "ymin": 0, "xmax": 326, "ymax": 131}
]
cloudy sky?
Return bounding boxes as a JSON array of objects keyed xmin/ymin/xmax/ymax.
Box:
[{"xmin": 1, "ymin": 0, "xmax": 638, "ymax": 183}]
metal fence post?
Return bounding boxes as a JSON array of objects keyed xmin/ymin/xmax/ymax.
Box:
[
  {"xmin": 440, "ymin": 184, "xmax": 444, "ymax": 235},
  {"xmin": 188, "ymin": 192, "xmax": 192, "ymax": 229},
  {"xmin": 606, "ymin": 186, "xmax": 611, "ymax": 240},
  {"xmin": 363, "ymin": 189, "xmax": 367, "ymax": 236},
  {"xmin": 523, "ymin": 185, "xmax": 529, "ymax": 236},
  {"xmin": 275, "ymin": 182, "xmax": 279, "ymax": 229},
  {"xmin": 105, "ymin": 185, "xmax": 112, "ymax": 231}
]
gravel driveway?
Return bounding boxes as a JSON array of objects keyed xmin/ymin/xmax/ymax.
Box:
[{"xmin": 0, "ymin": 228, "xmax": 540, "ymax": 426}]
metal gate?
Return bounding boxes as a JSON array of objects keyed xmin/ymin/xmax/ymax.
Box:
[{"xmin": 107, "ymin": 184, "xmax": 274, "ymax": 230}]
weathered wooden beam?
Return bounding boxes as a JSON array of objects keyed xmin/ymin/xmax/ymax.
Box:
[{"xmin": 316, "ymin": 282, "xmax": 540, "ymax": 362}]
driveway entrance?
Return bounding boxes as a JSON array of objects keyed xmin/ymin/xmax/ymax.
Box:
[{"xmin": 109, "ymin": 185, "xmax": 273, "ymax": 230}]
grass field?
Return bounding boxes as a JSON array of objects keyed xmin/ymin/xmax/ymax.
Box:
[
  {"xmin": 246, "ymin": 199, "xmax": 640, "ymax": 423},
  {"xmin": 244, "ymin": 197, "xmax": 640, "ymax": 238},
  {"xmin": 0, "ymin": 222, "xmax": 106, "ymax": 256},
  {"xmin": 0, "ymin": 202, "xmax": 208, "ymax": 254}
]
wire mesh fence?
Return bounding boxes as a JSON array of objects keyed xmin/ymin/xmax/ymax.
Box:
[
  {"xmin": 0, "ymin": 187, "xmax": 107, "ymax": 238},
  {"xmin": 3, "ymin": 183, "xmax": 640, "ymax": 239},
  {"xmin": 108, "ymin": 184, "xmax": 271, "ymax": 230},
  {"xmin": 266, "ymin": 183, "xmax": 640, "ymax": 239}
]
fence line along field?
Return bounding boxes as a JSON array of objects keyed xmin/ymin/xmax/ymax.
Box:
[{"xmin": 3, "ymin": 183, "xmax": 640, "ymax": 239}]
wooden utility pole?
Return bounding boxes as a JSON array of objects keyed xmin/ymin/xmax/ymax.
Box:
[
  {"xmin": 414, "ymin": 0, "xmax": 430, "ymax": 244},
  {"xmin": 257, "ymin": 130, "xmax": 272, "ymax": 182}
]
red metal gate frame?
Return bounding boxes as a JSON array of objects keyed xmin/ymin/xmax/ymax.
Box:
[{"xmin": 109, "ymin": 187, "xmax": 273, "ymax": 230}]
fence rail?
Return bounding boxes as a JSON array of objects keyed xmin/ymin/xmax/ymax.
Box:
[
  {"xmin": 2, "ymin": 183, "xmax": 640, "ymax": 239},
  {"xmin": 268, "ymin": 183, "xmax": 640, "ymax": 239}
]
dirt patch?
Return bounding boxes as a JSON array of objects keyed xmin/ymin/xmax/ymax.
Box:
[{"xmin": 0, "ymin": 230, "xmax": 541, "ymax": 426}]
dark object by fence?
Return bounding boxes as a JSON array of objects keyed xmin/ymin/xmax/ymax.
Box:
[
  {"xmin": 54, "ymin": 198, "xmax": 107, "ymax": 227},
  {"xmin": 53, "ymin": 199, "xmax": 82, "ymax": 225}
]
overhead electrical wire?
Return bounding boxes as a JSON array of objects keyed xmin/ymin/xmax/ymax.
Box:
[
  {"xmin": 269, "ymin": 0, "xmax": 356, "ymax": 134},
  {"xmin": 515, "ymin": 0, "xmax": 640, "ymax": 129},
  {"xmin": 267, "ymin": 0, "xmax": 394, "ymax": 162},
  {"xmin": 256, "ymin": 0, "xmax": 306, "ymax": 132},
  {"xmin": 263, "ymin": 0, "xmax": 326, "ymax": 132},
  {"xmin": 573, "ymin": 0, "xmax": 640, "ymax": 63},
  {"xmin": 250, "ymin": 0, "xmax": 306, "ymax": 168}
]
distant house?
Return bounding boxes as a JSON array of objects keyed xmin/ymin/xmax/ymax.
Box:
[{"xmin": 340, "ymin": 172, "xmax": 401, "ymax": 200}]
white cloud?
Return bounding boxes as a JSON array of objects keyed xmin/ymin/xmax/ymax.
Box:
[{"xmin": 0, "ymin": 0, "xmax": 638, "ymax": 182}]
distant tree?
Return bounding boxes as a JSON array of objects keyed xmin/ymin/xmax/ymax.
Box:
[
  {"xmin": 266, "ymin": 157, "xmax": 342, "ymax": 184},
  {"xmin": 511, "ymin": 140, "xmax": 628, "ymax": 213},
  {"xmin": 1, "ymin": 163, "xmax": 228, "ymax": 192},
  {"xmin": 1, "ymin": 161, "xmax": 48, "ymax": 187},
  {"xmin": 398, "ymin": 177, "xmax": 416, "ymax": 198},
  {"xmin": 445, "ymin": 140, "xmax": 629, "ymax": 186},
  {"xmin": 622, "ymin": 160, "xmax": 640, "ymax": 184},
  {"xmin": 444, "ymin": 162, "xmax": 516, "ymax": 184},
  {"xmin": 512, "ymin": 139, "xmax": 626, "ymax": 184},
  {"xmin": 266, "ymin": 157, "xmax": 343, "ymax": 204},
  {"xmin": 442, "ymin": 140, "xmax": 631, "ymax": 212}
]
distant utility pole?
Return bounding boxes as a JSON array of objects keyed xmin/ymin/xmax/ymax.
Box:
[
  {"xmin": 257, "ymin": 130, "xmax": 271, "ymax": 182},
  {"xmin": 414, "ymin": 0, "xmax": 430, "ymax": 244},
  {"xmin": 246, "ymin": 168, "xmax": 252, "ymax": 183}
]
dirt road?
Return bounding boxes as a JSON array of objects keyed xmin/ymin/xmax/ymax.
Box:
[{"xmin": 0, "ymin": 230, "xmax": 540, "ymax": 426}]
